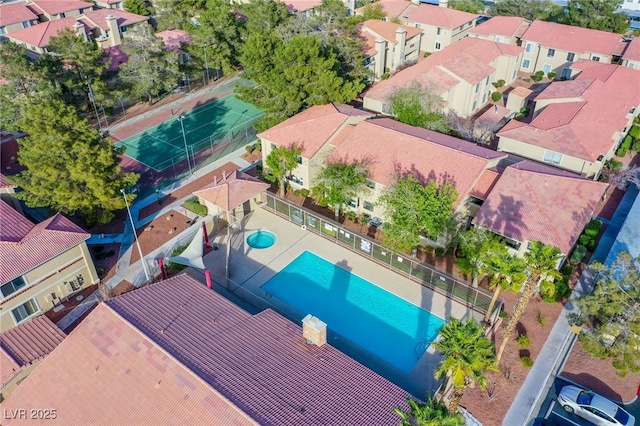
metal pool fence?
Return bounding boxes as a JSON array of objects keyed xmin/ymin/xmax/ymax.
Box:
[{"xmin": 263, "ymin": 193, "xmax": 492, "ymax": 314}]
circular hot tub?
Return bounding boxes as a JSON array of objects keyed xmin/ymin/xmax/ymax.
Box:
[{"xmin": 246, "ymin": 230, "xmax": 276, "ymax": 249}]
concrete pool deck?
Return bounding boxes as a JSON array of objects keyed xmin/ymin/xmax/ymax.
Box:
[{"xmin": 192, "ymin": 208, "xmax": 482, "ymax": 398}]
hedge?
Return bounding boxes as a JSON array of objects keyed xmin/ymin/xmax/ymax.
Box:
[
  {"xmin": 570, "ymin": 245, "xmax": 587, "ymax": 265},
  {"xmin": 183, "ymin": 196, "xmax": 208, "ymax": 216},
  {"xmin": 629, "ymin": 125, "xmax": 640, "ymax": 139}
]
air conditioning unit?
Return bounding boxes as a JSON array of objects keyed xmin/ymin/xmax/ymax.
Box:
[{"xmin": 302, "ymin": 314, "xmax": 327, "ymax": 347}]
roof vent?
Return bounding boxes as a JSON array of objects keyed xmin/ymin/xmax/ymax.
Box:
[
  {"xmin": 302, "ymin": 314, "xmax": 326, "ymax": 347},
  {"xmin": 106, "ymin": 14, "xmax": 116, "ymax": 20}
]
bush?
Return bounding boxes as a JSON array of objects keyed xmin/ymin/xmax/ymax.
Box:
[
  {"xmin": 622, "ymin": 135, "xmax": 633, "ymax": 150},
  {"xmin": 517, "ymin": 334, "xmax": 530, "ymax": 349},
  {"xmin": 616, "ymin": 147, "xmax": 628, "ymax": 157},
  {"xmin": 584, "ymin": 219, "xmax": 602, "ymax": 236},
  {"xmin": 435, "ymin": 247, "xmax": 446, "ymax": 257},
  {"xmin": 578, "ymin": 234, "xmax": 591, "ymax": 246},
  {"xmin": 299, "ymin": 188, "xmax": 310, "ymax": 198},
  {"xmin": 570, "ymin": 245, "xmax": 587, "ymax": 265},
  {"xmin": 183, "ymin": 196, "xmax": 208, "ymax": 216},
  {"xmin": 492, "ymin": 79, "xmax": 506, "ymax": 88},
  {"xmin": 605, "ymin": 158, "xmax": 623, "ymax": 173},
  {"xmin": 561, "ymin": 264, "xmax": 574, "ymax": 277},
  {"xmin": 381, "ymin": 72, "xmax": 390, "ymax": 80},
  {"xmin": 245, "ymin": 144, "xmax": 254, "ymax": 153},
  {"xmin": 633, "ymin": 142, "xmax": 640, "ymax": 153},
  {"xmin": 491, "ymin": 91, "xmax": 503, "ymax": 102},
  {"xmin": 167, "ymin": 245, "xmax": 188, "ymax": 272},
  {"xmin": 547, "ymin": 72, "xmax": 556, "ymax": 80},
  {"xmin": 629, "ymin": 125, "xmax": 640, "ymax": 139},
  {"xmin": 346, "ymin": 211, "xmax": 357, "ymax": 221},
  {"xmin": 520, "ymin": 107, "xmax": 530, "ymax": 116},
  {"xmin": 520, "ymin": 356, "xmax": 534, "ymax": 368},
  {"xmin": 587, "ymin": 239, "xmax": 597, "ymax": 252},
  {"xmin": 499, "ymin": 310, "xmax": 508, "ymax": 318},
  {"xmin": 532, "ymin": 71, "xmax": 545, "ymax": 82},
  {"xmin": 423, "ymin": 52, "xmax": 431, "ymax": 58},
  {"xmin": 254, "ymin": 140, "xmax": 262, "ymax": 151}
]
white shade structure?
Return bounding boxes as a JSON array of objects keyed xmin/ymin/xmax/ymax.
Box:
[{"xmin": 168, "ymin": 225, "xmax": 205, "ymax": 270}]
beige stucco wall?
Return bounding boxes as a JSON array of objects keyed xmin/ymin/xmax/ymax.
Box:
[
  {"xmin": 520, "ymin": 40, "xmax": 612, "ymax": 79},
  {"xmin": 622, "ymin": 58, "xmax": 640, "ymax": 70},
  {"xmin": 469, "ymin": 33, "xmax": 519, "ymax": 46},
  {"xmin": 406, "ymin": 19, "xmax": 475, "ymax": 53},
  {"xmin": 0, "ymin": 242, "xmax": 98, "ymax": 331},
  {"xmin": 1, "ymin": 19, "xmax": 38, "ymax": 34}
]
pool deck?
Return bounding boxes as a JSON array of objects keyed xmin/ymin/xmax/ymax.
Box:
[{"xmin": 192, "ymin": 208, "xmax": 481, "ymax": 399}]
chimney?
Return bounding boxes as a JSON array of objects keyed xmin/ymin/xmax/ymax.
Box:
[
  {"xmin": 394, "ymin": 28, "xmax": 407, "ymax": 70},
  {"xmin": 106, "ymin": 14, "xmax": 121, "ymax": 47},
  {"xmin": 302, "ymin": 314, "xmax": 327, "ymax": 346},
  {"xmin": 73, "ymin": 21, "xmax": 87, "ymax": 42},
  {"xmin": 439, "ymin": 0, "xmax": 449, "ymax": 7},
  {"xmin": 374, "ymin": 37, "xmax": 387, "ymax": 79},
  {"xmin": 222, "ymin": 170, "xmax": 227, "ymax": 180}
]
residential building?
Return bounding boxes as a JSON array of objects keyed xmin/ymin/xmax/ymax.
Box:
[
  {"xmin": 403, "ymin": 3, "xmax": 477, "ymax": 53},
  {"xmin": 621, "ymin": 37, "xmax": 640, "ymax": 70},
  {"xmin": 258, "ymin": 103, "xmax": 375, "ymax": 192},
  {"xmin": 4, "ymin": 16, "xmax": 87, "ymax": 57},
  {"xmin": 26, "ymin": 0, "xmax": 93, "ymax": 21},
  {"xmin": 77, "ymin": 9, "xmax": 148, "ymax": 48},
  {"xmin": 468, "ymin": 16, "xmax": 531, "ymax": 45},
  {"xmin": 1, "ymin": 315, "xmax": 66, "ymax": 400},
  {"xmin": 359, "ymin": 19, "xmax": 423, "ymax": 79},
  {"xmin": 473, "ymin": 161, "xmax": 607, "ymax": 257},
  {"xmin": 0, "ymin": 200, "xmax": 99, "ymax": 331},
  {"xmin": 518, "ymin": 20, "xmax": 626, "ymax": 80},
  {"xmin": 283, "ymin": 0, "xmax": 356, "ymax": 15},
  {"xmin": 0, "ymin": 3, "xmax": 39, "ymax": 38},
  {"xmin": 497, "ymin": 61, "xmax": 640, "ymax": 178},
  {"xmin": 93, "ymin": 0, "xmax": 124, "ymax": 10},
  {"xmin": 364, "ymin": 37, "xmax": 523, "ymax": 117},
  {"xmin": 1, "ymin": 274, "xmax": 412, "ymax": 424}
]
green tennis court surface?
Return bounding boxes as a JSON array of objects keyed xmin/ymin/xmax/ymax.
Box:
[{"xmin": 115, "ymin": 95, "xmax": 262, "ymax": 171}]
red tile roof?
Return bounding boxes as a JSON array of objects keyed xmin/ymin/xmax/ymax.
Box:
[
  {"xmin": 0, "ymin": 200, "xmax": 89, "ymax": 284},
  {"xmin": 156, "ymin": 29, "xmax": 192, "ymax": 53},
  {"xmin": 78, "ymin": 8, "xmax": 148, "ymax": 31},
  {"xmin": 1, "ymin": 316, "xmax": 65, "ymax": 385},
  {"xmin": 469, "ymin": 169, "xmax": 501, "ymax": 199},
  {"xmin": 360, "ymin": 19, "xmax": 422, "ymax": 44},
  {"xmin": 330, "ymin": 118, "xmax": 506, "ymax": 207},
  {"xmin": 622, "ymin": 38, "xmax": 640, "ymax": 62},
  {"xmin": 473, "ymin": 161, "xmax": 607, "ymax": 253},
  {"xmin": 534, "ymin": 79, "xmax": 593, "ymax": 100},
  {"xmin": 2, "ymin": 275, "xmax": 412, "ymax": 424},
  {"xmin": 257, "ymin": 103, "xmax": 373, "ymax": 158},
  {"xmin": 470, "ymin": 16, "xmax": 530, "ymax": 39},
  {"xmin": 0, "ymin": 3, "xmax": 38, "ymax": 27},
  {"xmin": 194, "ymin": 170, "xmax": 269, "ymax": 212},
  {"xmin": 405, "ymin": 4, "xmax": 477, "ymax": 29},
  {"xmin": 521, "ymin": 20, "xmax": 623, "ymax": 56},
  {"xmin": 6, "ymin": 16, "xmax": 83, "ymax": 48},
  {"xmin": 284, "ymin": 0, "xmax": 323, "ymax": 12},
  {"xmin": 356, "ymin": 0, "xmax": 412, "ymax": 18},
  {"xmin": 27, "ymin": 0, "xmax": 91, "ymax": 16},
  {"xmin": 365, "ymin": 37, "xmax": 522, "ymax": 100},
  {"xmin": 0, "ymin": 173, "xmax": 15, "ymax": 189}
]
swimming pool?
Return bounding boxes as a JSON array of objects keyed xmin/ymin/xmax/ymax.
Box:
[{"xmin": 261, "ymin": 251, "xmax": 445, "ymax": 373}]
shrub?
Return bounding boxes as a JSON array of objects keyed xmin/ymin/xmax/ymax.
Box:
[
  {"xmin": 299, "ymin": 188, "xmax": 310, "ymax": 198},
  {"xmin": 254, "ymin": 140, "xmax": 262, "ymax": 151},
  {"xmin": 491, "ymin": 91, "xmax": 503, "ymax": 102},
  {"xmin": 629, "ymin": 125, "xmax": 640, "ymax": 139},
  {"xmin": 547, "ymin": 72, "xmax": 556, "ymax": 80},
  {"xmin": 245, "ymin": 144, "xmax": 254, "ymax": 153},
  {"xmin": 532, "ymin": 71, "xmax": 545, "ymax": 82},
  {"xmin": 536, "ymin": 312, "xmax": 547, "ymax": 326},
  {"xmin": 605, "ymin": 158, "xmax": 623, "ymax": 173},
  {"xmin": 633, "ymin": 142, "xmax": 640, "ymax": 152},
  {"xmin": 292, "ymin": 189, "xmax": 301, "ymax": 196},
  {"xmin": 520, "ymin": 356, "xmax": 534, "ymax": 368},
  {"xmin": 346, "ymin": 211, "xmax": 357, "ymax": 221},
  {"xmin": 587, "ymin": 239, "xmax": 597, "ymax": 252},
  {"xmin": 561, "ymin": 264, "xmax": 574, "ymax": 277},
  {"xmin": 578, "ymin": 234, "xmax": 591, "ymax": 246},
  {"xmin": 167, "ymin": 245, "xmax": 188, "ymax": 271},
  {"xmin": 622, "ymin": 135, "xmax": 633, "ymax": 150},
  {"xmin": 183, "ymin": 196, "xmax": 208, "ymax": 216},
  {"xmin": 520, "ymin": 107, "xmax": 530, "ymax": 116},
  {"xmin": 492, "ymin": 79, "xmax": 506, "ymax": 88},
  {"xmin": 570, "ymin": 245, "xmax": 587, "ymax": 265},
  {"xmin": 616, "ymin": 147, "xmax": 628, "ymax": 157},
  {"xmin": 499, "ymin": 310, "xmax": 508, "ymax": 318},
  {"xmin": 555, "ymin": 279, "xmax": 572, "ymax": 300},
  {"xmin": 584, "ymin": 219, "xmax": 602, "ymax": 237},
  {"xmin": 560, "ymin": 76, "xmax": 568, "ymax": 81},
  {"xmin": 435, "ymin": 247, "xmax": 446, "ymax": 257},
  {"xmin": 517, "ymin": 334, "xmax": 530, "ymax": 349},
  {"xmin": 381, "ymin": 72, "xmax": 390, "ymax": 80},
  {"xmin": 540, "ymin": 280, "xmax": 556, "ymax": 302},
  {"xmin": 423, "ymin": 52, "xmax": 431, "ymax": 58}
]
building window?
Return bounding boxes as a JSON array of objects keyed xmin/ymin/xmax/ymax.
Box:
[
  {"xmin": 1, "ymin": 276, "xmax": 27, "ymax": 298},
  {"xmin": 592, "ymin": 56, "xmax": 601, "ymax": 62},
  {"xmin": 472, "ymin": 100, "xmax": 477, "ymax": 111},
  {"xmin": 475, "ymin": 82, "xmax": 480, "ymax": 93},
  {"xmin": 0, "ymin": 26, "xmax": 5, "ymax": 35},
  {"xmin": 348, "ymin": 199, "xmax": 358, "ymax": 208},
  {"xmin": 12, "ymin": 298, "xmax": 40, "ymax": 324},
  {"xmin": 296, "ymin": 155, "xmax": 302, "ymax": 164},
  {"xmin": 79, "ymin": 8, "xmax": 84, "ymax": 13},
  {"xmin": 561, "ymin": 68, "xmax": 572, "ymax": 79},
  {"xmin": 415, "ymin": 23, "xmax": 421, "ymax": 29},
  {"xmin": 363, "ymin": 201, "xmax": 374, "ymax": 211},
  {"xmin": 504, "ymin": 237, "xmax": 521, "ymax": 251},
  {"xmin": 525, "ymin": 42, "xmax": 534, "ymax": 53},
  {"xmin": 566, "ymin": 52, "xmax": 575, "ymax": 62},
  {"xmin": 495, "ymin": 36, "xmax": 503, "ymax": 43},
  {"xmin": 543, "ymin": 150, "xmax": 563, "ymax": 165},
  {"xmin": 365, "ymin": 179, "xmax": 375, "ymax": 189},
  {"xmin": 522, "ymin": 59, "xmax": 531, "ymax": 69},
  {"xmin": 59, "ymin": 12, "xmax": 66, "ymax": 18},
  {"xmin": 482, "ymin": 93, "xmax": 487, "ymax": 103},
  {"xmin": 485, "ymin": 75, "xmax": 490, "ymax": 86},
  {"xmin": 469, "ymin": 196, "xmax": 484, "ymax": 206},
  {"xmin": 436, "ymin": 27, "xmax": 442, "ymax": 36},
  {"xmin": 543, "ymin": 64, "xmax": 552, "ymax": 74},
  {"xmin": 271, "ymin": 143, "xmax": 277, "ymax": 150},
  {"xmin": 435, "ymin": 41, "xmax": 441, "ymax": 50},
  {"xmin": 546, "ymin": 48, "xmax": 555, "ymax": 58}
]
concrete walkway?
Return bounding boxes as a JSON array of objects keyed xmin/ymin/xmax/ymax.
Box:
[{"xmin": 503, "ymin": 184, "xmax": 640, "ymax": 425}]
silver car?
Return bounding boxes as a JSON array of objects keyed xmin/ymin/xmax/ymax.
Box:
[{"xmin": 557, "ymin": 385, "xmax": 635, "ymax": 426}]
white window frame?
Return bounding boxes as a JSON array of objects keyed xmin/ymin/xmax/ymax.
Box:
[
  {"xmin": 566, "ymin": 52, "xmax": 575, "ymax": 62},
  {"xmin": 547, "ymin": 48, "xmax": 555, "ymax": 58},
  {"xmin": 436, "ymin": 27, "xmax": 443, "ymax": 36},
  {"xmin": 525, "ymin": 42, "xmax": 534, "ymax": 53},
  {"xmin": 522, "ymin": 58, "xmax": 531, "ymax": 70},
  {"xmin": 434, "ymin": 41, "xmax": 441, "ymax": 50},
  {"xmin": 591, "ymin": 55, "xmax": 601, "ymax": 62},
  {"xmin": 543, "ymin": 150, "xmax": 563, "ymax": 165},
  {"xmin": 542, "ymin": 64, "xmax": 552, "ymax": 74}
]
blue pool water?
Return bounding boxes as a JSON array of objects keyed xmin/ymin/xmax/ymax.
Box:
[
  {"xmin": 246, "ymin": 231, "xmax": 276, "ymax": 249},
  {"xmin": 261, "ymin": 251, "xmax": 445, "ymax": 373}
]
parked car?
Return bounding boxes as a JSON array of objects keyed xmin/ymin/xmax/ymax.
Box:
[{"xmin": 557, "ymin": 385, "xmax": 635, "ymax": 426}]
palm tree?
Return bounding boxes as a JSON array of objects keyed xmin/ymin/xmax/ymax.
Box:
[
  {"xmin": 394, "ymin": 396, "xmax": 465, "ymax": 426},
  {"xmin": 434, "ymin": 318, "xmax": 498, "ymax": 414},
  {"xmin": 495, "ymin": 241, "xmax": 563, "ymax": 363},
  {"xmin": 482, "ymin": 249, "xmax": 528, "ymax": 325}
]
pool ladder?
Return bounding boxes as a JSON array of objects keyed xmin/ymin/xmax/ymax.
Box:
[{"xmin": 415, "ymin": 339, "xmax": 433, "ymax": 360}]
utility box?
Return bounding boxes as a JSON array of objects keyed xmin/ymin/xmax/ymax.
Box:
[{"xmin": 302, "ymin": 314, "xmax": 327, "ymax": 347}]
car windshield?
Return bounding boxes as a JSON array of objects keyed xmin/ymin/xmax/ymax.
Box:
[
  {"xmin": 577, "ymin": 391, "xmax": 594, "ymax": 405},
  {"xmin": 614, "ymin": 407, "xmax": 629, "ymax": 424}
]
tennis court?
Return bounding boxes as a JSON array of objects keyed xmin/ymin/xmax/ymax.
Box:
[{"xmin": 115, "ymin": 95, "xmax": 262, "ymax": 171}]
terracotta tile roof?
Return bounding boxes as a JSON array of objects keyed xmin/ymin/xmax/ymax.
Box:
[
  {"xmin": 470, "ymin": 169, "xmax": 501, "ymax": 199},
  {"xmin": 508, "ymin": 86, "xmax": 533, "ymax": 99},
  {"xmin": 156, "ymin": 29, "xmax": 192, "ymax": 53},
  {"xmin": 499, "ymin": 65, "xmax": 640, "ymax": 162},
  {"xmin": 473, "ymin": 161, "xmax": 607, "ymax": 253},
  {"xmin": 622, "ymin": 38, "xmax": 640, "ymax": 62},
  {"xmin": 1, "ymin": 316, "xmax": 65, "ymax": 385},
  {"xmin": 284, "ymin": 0, "xmax": 323, "ymax": 12},
  {"xmin": 0, "ymin": 173, "xmax": 15, "ymax": 189},
  {"xmin": 470, "ymin": 16, "xmax": 530, "ymax": 39},
  {"xmin": 405, "ymin": 4, "xmax": 477, "ymax": 29},
  {"xmin": 257, "ymin": 103, "xmax": 373, "ymax": 158},
  {"xmin": 521, "ymin": 20, "xmax": 623, "ymax": 55},
  {"xmin": 27, "ymin": 0, "xmax": 91, "ymax": 16},
  {"xmin": 194, "ymin": 170, "xmax": 269, "ymax": 212},
  {"xmin": 0, "ymin": 3, "xmax": 38, "ymax": 27},
  {"xmin": 0, "ymin": 200, "xmax": 89, "ymax": 284},
  {"xmin": 5, "ymin": 16, "xmax": 85, "ymax": 48},
  {"xmin": 360, "ymin": 19, "xmax": 422, "ymax": 44},
  {"xmin": 330, "ymin": 118, "xmax": 506, "ymax": 207},
  {"xmin": 78, "ymin": 8, "xmax": 148, "ymax": 31},
  {"xmin": 2, "ymin": 275, "xmax": 412, "ymax": 424},
  {"xmin": 476, "ymin": 104, "xmax": 511, "ymax": 125},
  {"xmin": 356, "ymin": 0, "xmax": 412, "ymax": 18},
  {"xmin": 365, "ymin": 37, "xmax": 523, "ymax": 100}
]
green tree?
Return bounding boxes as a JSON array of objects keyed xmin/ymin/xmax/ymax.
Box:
[
  {"xmin": 448, "ymin": 0, "xmax": 485, "ymax": 14},
  {"xmin": 568, "ymin": 252, "xmax": 640, "ymax": 376},
  {"xmin": 389, "ymin": 83, "xmax": 449, "ymax": 133},
  {"xmin": 155, "ymin": 0, "xmax": 194, "ymax": 30},
  {"xmin": 265, "ymin": 144, "xmax": 302, "ymax": 197},
  {"xmin": 496, "ymin": 242, "xmax": 563, "ymax": 363},
  {"xmin": 119, "ymin": 24, "xmax": 181, "ymax": 105},
  {"xmin": 379, "ymin": 174, "xmax": 457, "ymax": 252},
  {"xmin": 313, "ymin": 159, "xmax": 370, "ymax": 220},
  {"xmin": 560, "ymin": 0, "xmax": 628, "ymax": 33},
  {"xmin": 482, "ymin": 250, "xmax": 527, "ymax": 325},
  {"xmin": 8, "ymin": 99, "xmax": 138, "ymax": 224},
  {"xmin": 490, "ymin": 0, "xmax": 562, "ymax": 21},
  {"xmin": 0, "ymin": 42, "xmax": 42, "ymax": 95},
  {"xmin": 434, "ymin": 318, "xmax": 498, "ymax": 414},
  {"xmin": 354, "ymin": 3, "xmax": 386, "ymax": 22},
  {"xmin": 394, "ymin": 396, "xmax": 466, "ymax": 426},
  {"xmin": 455, "ymin": 227, "xmax": 502, "ymax": 287},
  {"xmin": 124, "ymin": 0, "xmax": 152, "ymax": 16},
  {"xmin": 240, "ymin": 0, "xmax": 292, "ymax": 35}
]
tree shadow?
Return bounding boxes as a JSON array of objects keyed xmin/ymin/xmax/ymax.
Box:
[
  {"xmin": 475, "ymin": 194, "xmax": 527, "ymax": 243},
  {"xmin": 558, "ymin": 373, "xmax": 623, "ymax": 402}
]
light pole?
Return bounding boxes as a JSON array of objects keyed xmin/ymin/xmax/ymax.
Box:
[
  {"xmin": 177, "ymin": 115, "xmax": 193, "ymax": 176},
  {"xmin": 121, "ymin": 188, "xmax": 151, "ymax": 283},
  {"xmin": 86, "ymin": 80, "xmax": 102, "ymax": 132},
  {"xmin": 202, "ymin": 45, "xmax": 210, "ymax": 85}
]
